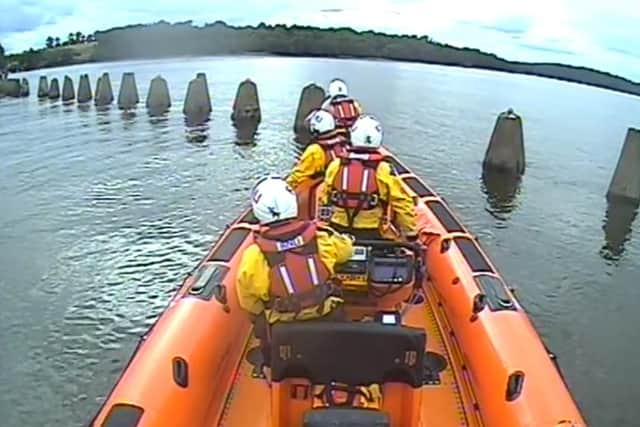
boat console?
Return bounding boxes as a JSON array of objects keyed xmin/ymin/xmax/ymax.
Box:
[{"xmin": 334, "ymin": 239, "xmax": 425, "ymax": 311}]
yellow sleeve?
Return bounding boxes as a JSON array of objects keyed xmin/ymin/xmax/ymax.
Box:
[
  {"xmin": 377, "ymin": 162, "xmax": 417, "ymax": 235},
  {"xmin": 286, "ymin": 144, "xmax": 326, "ymax": 190},
  {"xmin": 235, "ymin": 244, "xmax": 271, "ymax": 315},
  {"xmin": 320, "ymin": 158, "xmax": 340, "ymax": 205},
  {"xmin": 317, "ymin": 228, "xmax": 354, "ymax": 272}
]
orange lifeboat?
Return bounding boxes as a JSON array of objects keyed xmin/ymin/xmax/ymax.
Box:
[{"xmin": 88, "ymin": 148, "xmax": 587, "ymax": 427}]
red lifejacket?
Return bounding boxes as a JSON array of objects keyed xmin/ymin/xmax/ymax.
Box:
[
  {"xmin": 329, "ymin": 97, "xmax": 360, "ymax": 128},
  {"xmin": 315, "ymin": 130, "xmax": 349, "ymax": 168},
  {"xmin": 330, "ymin": 151, "xmax": 386, "ymax": 226},
  {"xmin": 254, "ymin": 220, "xmax": 333, "ymax": 314}
]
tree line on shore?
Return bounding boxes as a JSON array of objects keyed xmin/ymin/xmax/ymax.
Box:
[
  {"xmin": 44, "ymin": 32, "xmax": 96, "ymax": 49},
  {"xmin": 2, "ymin": 20, "xmax": 640, "ymax": 97},
  {"xmin": 94, "ymin": 20, "xmax": 640, "ymax": 96}
]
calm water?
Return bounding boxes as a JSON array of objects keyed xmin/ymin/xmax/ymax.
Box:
[{"xmin": 1, "ymin": 56, "xmax": 639, "ymax": 426}]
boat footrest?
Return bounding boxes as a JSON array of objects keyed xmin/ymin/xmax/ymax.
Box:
[{"xmin": 303, "ymin": 408, "xmax": 390, "ymax": 427}]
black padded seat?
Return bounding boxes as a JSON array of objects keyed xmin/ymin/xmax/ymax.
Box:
[
  {"xmin": 270, "ymin": 321, "xmax": 425, "ymax": 387},
  {"xmin": 304, "ymin": 408, "xmax": 390, "ymax": 427}
]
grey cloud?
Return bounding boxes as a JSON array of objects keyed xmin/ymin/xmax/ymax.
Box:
[
  {"xmin": 519, "ymin": 43, "xmax": 576, "ymax": 56},
  {"xmin": 459, "ymin": 16, "xmax": 532, "ymax": 35},
  {"xmin": 0, "ymin": 0, "xmax": 74, "ymax": 35},
  {"xmin": 482, "ymin": 16, "xmax": 533, "ymax": 35},
  {"xmin": 607, "ymin": 46, "xmax": 640, "ymax": 58}
]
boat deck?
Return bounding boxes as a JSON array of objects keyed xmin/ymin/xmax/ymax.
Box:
[{"xmin": 214, "ymin": 283, "xmax": 480, "ymax": 427}]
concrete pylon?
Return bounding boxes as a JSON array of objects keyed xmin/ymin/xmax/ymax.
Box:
[
  {"xmin": 77, "ymin": 74, "xmax": 92, "ymax": 103},
  {"xmin": 235, "ymin": 120, "xmax": 259, "ymax": 145},
  {"xmin": 601, "ymin": 196, "xmax": 639, "ymax": 261},
  {"xmin": 48, "ymin": 78, "xmax": 60, "ymax": 100},
  {"xmin": 231, "ymin": 79, "xmax": 261, "ymax": 123},
  {"xmin": 95, "ymin": 72, "xmax": 114, "ymax": 107},
  {"xmin": 62, "ymin": 75, "xmax": 75, "ymax": 102},
  {"xmin": 196, "ymin": 72, "xmax": 212, "ymax": 108},
  {"xmin": 293, "ymin": 83, "xmax": 325, "ymax": 134},
  {"xmin": 482, "ymin": 108, "xmax": 525, "ymax": 175},
  {"xmin": 37, "ymin": 76, "xmax": 48, "ymax": 98},
  {"xmin": 117, "ymin": 72, "xmax": 140, "ymax": 110},
  {"xmin": 607, "ymin": 128, "xmax": 640, "ymax": 202},
  {"xmin": 0, "ymin": 79, "xmax": 21, "ymax": 97},
  {"xmin": 20, "ymin": 79, "xmax": 29, "ymax": 97},
  {"xmin": 183, "ymin": 74, "xmax": 212, "ymax": 121},
  {"xmin": 146, "ymin": 75, "xmax": 171, "ymax": 116}
]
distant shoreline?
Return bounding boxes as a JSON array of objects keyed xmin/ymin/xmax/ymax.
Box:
[{"xmin": 6, "ymin": 20, "xmax": 640, "ymax": 98}]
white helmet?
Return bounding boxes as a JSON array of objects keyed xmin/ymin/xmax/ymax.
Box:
[
  {"xmin": 350, "ymin": 115, "xmax": 383, "ymax": 150},
  {"xmin": 328, "ymin": 79, "xmax": 348, "ymax": 98},
  {"xmin": 308, "ymin": 109, "xmax": 336, "ymax": 135},
  {"xmin": 251, "ymin": 176, "xmax": 298, "ymax": 225}
]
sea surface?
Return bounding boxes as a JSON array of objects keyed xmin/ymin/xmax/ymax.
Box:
[{"xmin": 1, "ymin": 56, "xmax": 639, "ymax": 426}]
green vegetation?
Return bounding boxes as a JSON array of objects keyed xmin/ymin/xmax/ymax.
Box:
[
  {"xmin": 6, "ymin": 20, "xmax": 640, "ymax": 97},
  {"xmin": 45, "ymin": 31, "xmax": 96, "ymax": 49},
  {"xmin": 6, "ymin": 42, "xmax": 96, "ymax": 73}
]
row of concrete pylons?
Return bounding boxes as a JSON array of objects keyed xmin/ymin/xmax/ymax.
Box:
[
  {"xmin": 0, "ymin": 78, "xmax": 30, "ymax": 97},
  {"xmin": 37, "ymin": 73, "xmax": 170, "ymax": 114},
  {"xmin": 35, "ymin": 72, "xmax": 263, "ymax": 124},
  {"xmin": 482, "ymin": 107, "xmax": 640, "ymax": 203},
  {"xmin": 33, "ymin": 72, "xmax": 640, "ymax": 203}
]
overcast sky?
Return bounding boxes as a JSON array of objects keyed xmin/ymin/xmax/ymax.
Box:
[{"xmin": 1, "ymin": 0, "xmax": 639, "ymax": 80}]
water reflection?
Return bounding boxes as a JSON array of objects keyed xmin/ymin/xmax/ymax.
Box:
[
  {"xmin": 96, "ymin": 109, "xmax": 112, "ymax": 133},
  {"xmin": 480, "ymin": 168, "xmax": 522, "ymax": 219},
  {"xmin": 233, "ymin": 118, "xmax": 260, "ymax": 145},
  {"xmin": 148, "ymin": 113, "xmax": 170, "ymax": 128},
  {"xmin": 600, "ymin": 196, "xmax": 639, "ymax": 262},
  {"xmin": 121, "ymin": 110, "xmax": 138, "ymax": 131},
  {"xmin": 184, "ymin": 113, "xmax": 210, "ymax": 145}
]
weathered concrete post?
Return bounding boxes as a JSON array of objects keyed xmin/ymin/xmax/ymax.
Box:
[
  {"xmin": 62, "ymin": 75, "xmax": 75, "ymax": 102},
  {"xmin": 117, "ymin": 72, "xmax": 140, "ymax": 110},
  {"xmin": 146, "ymin": 75, "xmax": 171, "ymax": 116},
  {"xmin": 95, "ymin": 76, "xmax": 102, "ymax": 97},
  {"xmin": 196, "ymin": 72, "xmax": 212, "ymax": 108},
  {"xmin": 293, "ymin": 83, "xmax": 325, "ymax": 134},
  {"xmin": 231, "ymin": 78, "xmax": 261, "ymax": 123},
  {"xmin": 0, "ymin": 79, "xmax": 21, "ymax": 97},
  {"xmin": 183, "ymin": 74, "xmax": 212, "ymax": 123},
  {"xmin": 482, "ymin": 108, "xmax": 525, "ymax": 175},
  {"xmin": 607, "ymin": 128, "xmax": 640, "ymax": 202},
  {"xmin": 95, "ymin": 72, "xmax": 114, "ymax": 107},
  {"xmin": 77, "ymin": 74, "xmax": 92, "ymax": 103},
  {"xmin": 20, "ymin": 78, "xmax": 29, "ymax": 97},
  {"xmin": 38, "ymin": 76, "xmax": 48, "ymax": 98},
  {"xmin": 48, "ymin": 78, "xmax": 60, "ymax": 100},
  {"xmin": 601, "ymin": 197, "xmax": 639, "ymax": 260}
]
